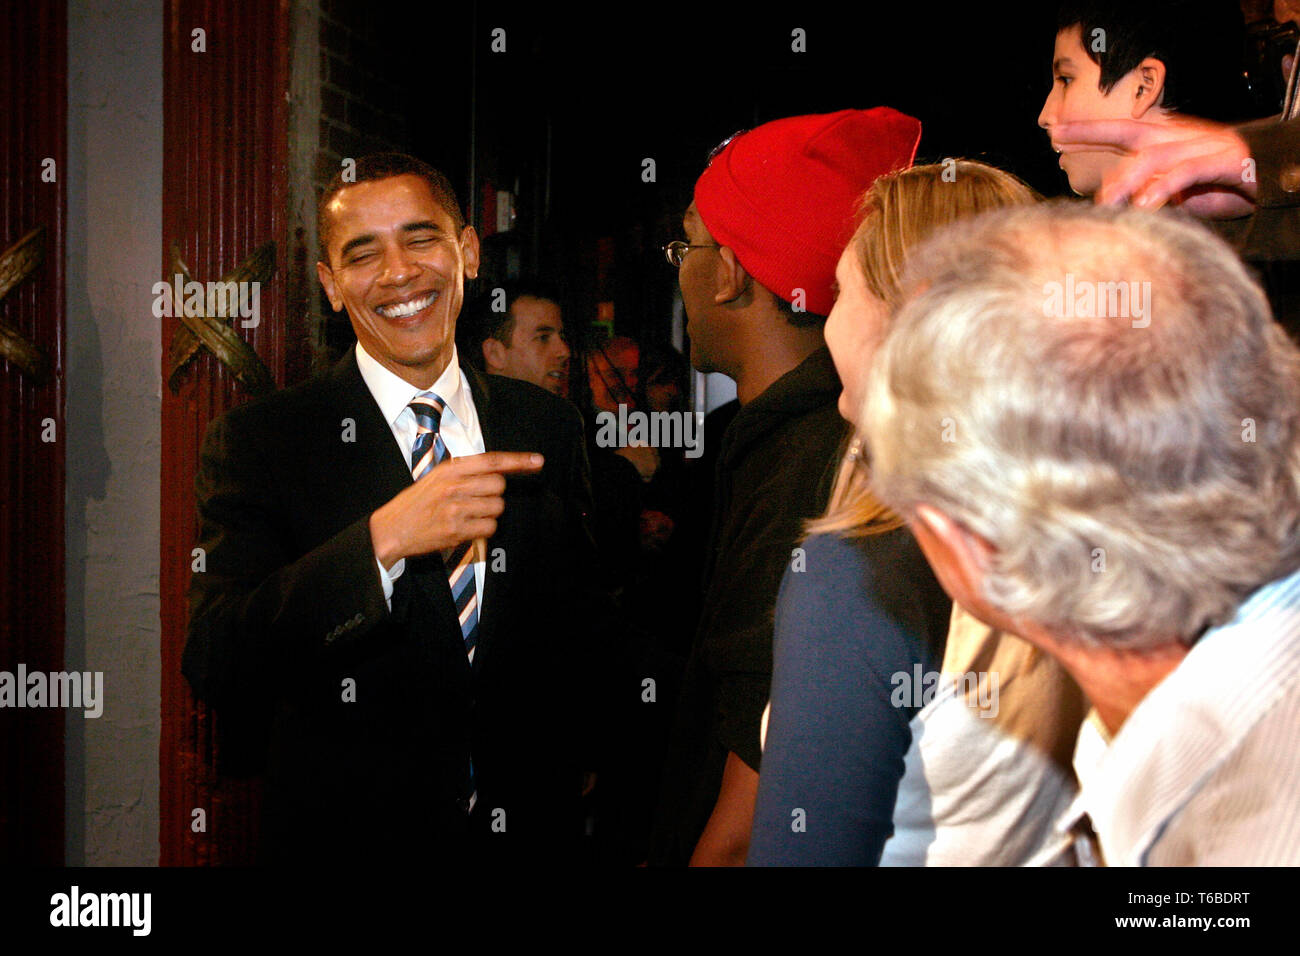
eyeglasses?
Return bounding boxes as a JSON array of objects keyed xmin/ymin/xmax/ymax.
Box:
[
  {"xmin": 707, "ymin": 128, "xmax": 748, "ymax": 165},
  {"xmin": 663, "ymin": 240, "xmax": 721, "ymax": 268}
]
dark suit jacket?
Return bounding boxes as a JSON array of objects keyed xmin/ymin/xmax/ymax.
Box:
[
  {"xmin": 1238, "ymin": 115, "xmax": 1300, "ymax": 261},
  {"xmin": 1220, "ymin": 115, "xmax": 1300, "ymax": 342},
  {"xmin": 182, "ymin": 346, "xmax": 600, "ymax": 864}
]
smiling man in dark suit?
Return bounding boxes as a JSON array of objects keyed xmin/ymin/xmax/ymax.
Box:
[{"xmin": 183, "ymin": 153, "xmax": 599, "ymax": 865}]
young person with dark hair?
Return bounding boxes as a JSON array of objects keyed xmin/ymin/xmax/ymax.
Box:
[
  {"xmin": 1042, "ymin": 2, "xmax": 1300, "ymax": 341},
  {"xmin": 1039, "ymin": 1, "xmax": 1249, "ymax": 198}
]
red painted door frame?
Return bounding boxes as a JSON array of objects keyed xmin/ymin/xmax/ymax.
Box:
[
  {"xmin": 0, "ymin": 2, "xmax": 68, "ymax": 866},
  {"xmin": 159, "ymin": 0, "xmax": 293, "ymax": 865}
]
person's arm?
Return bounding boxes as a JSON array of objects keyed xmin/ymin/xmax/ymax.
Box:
[
  {"xmin": 1238, "ymin": 117, "xmax": 1300, "ymax": 208},
  {"xmin": 1052, "ymin": 117, "xmax": 1258, "ymax": 219},
  {"xmin": 182, "ymin": 410, "xmax": 394, "ymax": 709},
  {"xmin": 1236, "ymin": 116, "xmax": 1300, "ymax": 260},
  {"xmin": 689, "ymin": 752, "xmax": 759, "ymax": 866},
  {"xmin": 1052, "ymin": 115, "xmax": 1300, "ymax": 263},
  {"xmin": 183, "ymin": 409, "xmax": 541, "ymax": 707}
]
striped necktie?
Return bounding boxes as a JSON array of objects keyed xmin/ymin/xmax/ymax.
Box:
[
  {"xmin": 409, "ymin": 390, "xmax": 480, "ymax": 814},
  {"xmin": 408, "ymin": 391, "xmax": 480, "ymax": 665}
]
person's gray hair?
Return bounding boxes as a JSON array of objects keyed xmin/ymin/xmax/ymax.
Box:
[{"xmin": 861, "ymin": 202, "xmax": 1300, "ymax": 650}]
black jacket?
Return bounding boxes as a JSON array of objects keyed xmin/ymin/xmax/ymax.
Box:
[
  {"xmin": 182, "ymin": 346, "xmax": 599, "ymax": 864},
  {"xmin": 649, "ymin": 347, "xmax": 848, "ymax": 864},
  {"xmin": 1220, "ymin": 115, "xmax": 1300, "ymax": 342}
]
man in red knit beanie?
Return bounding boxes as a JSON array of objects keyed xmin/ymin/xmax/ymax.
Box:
[{"xmin": 649, "ymin": 107, "xmax": 922, "ymax": 866}]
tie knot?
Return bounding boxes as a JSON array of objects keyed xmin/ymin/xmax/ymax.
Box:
[{"xmin": 409, "ymin": 391, "xmax": 447, "ymax": 429}]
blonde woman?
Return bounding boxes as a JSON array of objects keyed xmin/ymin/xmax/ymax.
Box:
[{"xmin": 748, "ymin": 161, "xmax": 1086, "ymax": 865}]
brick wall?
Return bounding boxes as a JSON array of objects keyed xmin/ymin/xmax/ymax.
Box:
[
  {"xmin": 296, "ymin": 0, "xmax": 417, "ymax": 368},
  {"xmin": 316, "ymin": 1, "xmax": 411, "ymax": 191}
]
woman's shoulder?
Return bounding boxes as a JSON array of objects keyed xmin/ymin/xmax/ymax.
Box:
[
  {"xmin": 780, "ymin": 532, "xmax": 877, "ymax": 613},
  {"xmin": 779, "ymin": 529, "xmax": 950, "ymax": 674},
  {"xmin": 792, "ymin": 527, "xmax": 930, "ymax": 591}
]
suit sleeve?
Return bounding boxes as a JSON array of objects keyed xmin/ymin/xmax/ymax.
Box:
[
  {"xmin": 1237, "ymin": 116, "xmax": 1300, "ymax": 261},
  {"xmin": 182, "ymin": 410, "xmax": 391, "ymax": 712}
]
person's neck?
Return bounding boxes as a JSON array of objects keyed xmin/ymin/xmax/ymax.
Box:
[
  {"xmin": 1028, "ymin": 623, "xmax": 1190, "ymax": 735},
  {"xmin": 733, "ymin": 329, "xmax": 824, "ymax": 405},
  {"xmin": 386, "ymin": 352, "xmax": 452, "ymax": 391}
]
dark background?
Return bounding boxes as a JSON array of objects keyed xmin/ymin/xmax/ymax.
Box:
[{"xmin": 329, "ymin": 2, "xmax": 1068, "ymax": 361}]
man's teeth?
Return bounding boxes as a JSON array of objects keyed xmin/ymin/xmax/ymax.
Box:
[{"xmin": 378, "ymin": 292, "xmax": 436, "ymax": 318}]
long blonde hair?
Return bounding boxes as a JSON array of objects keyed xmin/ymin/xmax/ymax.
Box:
[{"xmin": 809, "ymin": 160, "xmax": 1039, "ymax": 538}]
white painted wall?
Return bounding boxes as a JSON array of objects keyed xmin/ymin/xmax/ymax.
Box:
[{"xmin": 65, "ymin": 0, "xmax": 162, "ymax": 865}]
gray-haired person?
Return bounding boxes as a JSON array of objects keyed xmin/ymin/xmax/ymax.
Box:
[{"xmin": 859, "ymin": 202, "xmax": 1300, "ymax": 865}]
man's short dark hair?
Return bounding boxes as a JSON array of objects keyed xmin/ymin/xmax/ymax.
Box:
[
  {"xmin": 317, "ymin": 153, "xmax": 465, "ymax": 262},
  {"xmin": 1056, "ymin": 1, "xmax": 1248, "ymax": 120},
  {"xmin": 458, "ymin": 277, "xmax": 565, "ymax": 370}
]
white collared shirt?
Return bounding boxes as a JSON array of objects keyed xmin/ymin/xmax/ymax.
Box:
[
  {"xmin": 355, "ymin": 341, "xmax": 486, "ymax": 615},
  {"xmin": 1054, "ymin": 565, "xmax": 1300, "ymax": 865}
]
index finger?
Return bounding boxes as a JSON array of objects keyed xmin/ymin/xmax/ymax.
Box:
[
  {"xmin": 1095, "ymin": 136, "xmax": 1231, "ymax": 207},
  {"xmin": 452, "ymin": 451, "xmax": 545, "ymax": 476},
  {"xmin": 1052, "ymin": 119, "xmax": 1153, "ymax": 150}
]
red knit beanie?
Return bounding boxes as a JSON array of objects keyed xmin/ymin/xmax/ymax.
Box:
[{"xmin": 694, "ymin": 107, "xmax": 922, "ymax": 317}]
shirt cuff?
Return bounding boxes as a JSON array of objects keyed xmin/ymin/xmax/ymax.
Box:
[{"xmin": 375, "ymin": 556, "xmax": 406, "ymax": 610}]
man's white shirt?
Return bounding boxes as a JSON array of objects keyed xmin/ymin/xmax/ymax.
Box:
[
  {"xmin": 354, "ymin": 341, "xmax": 487, "ymax": 614},
  {"xmin": 1056, "ymin": 565, "xmax": 1300, "ymax": 865}
]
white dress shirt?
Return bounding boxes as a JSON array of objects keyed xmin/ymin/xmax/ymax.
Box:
[
  {"xmin": 354, "ymin": 341, "xmax": 486, "ymax": 615},
  {"xmin": 879, "ymin": 676, "xmax": 1078, "ymax": 866},
  {"xmin": 1054, "ymin": 565, "xmax": 1300, "ymax": 865}
]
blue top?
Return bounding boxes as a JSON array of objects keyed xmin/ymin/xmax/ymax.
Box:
[{"xmin": 748, "ymin": 529, "xmax": 950, "ymax": 866}]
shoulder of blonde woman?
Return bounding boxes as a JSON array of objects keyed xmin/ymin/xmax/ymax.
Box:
[{"xmin": 942, "ymin": 603, "xmax": 1089, "ymax": 775}]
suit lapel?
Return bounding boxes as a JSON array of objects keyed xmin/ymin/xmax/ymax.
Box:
[
  {"xmin": 330, "ymin": 346, "xmax": 468, "ymax": 668},
  {"xmin": 464, "ymin": 363, "xmax": 499, "ymax": 453},
  {"xmin": 329, "ymin": 344, "xmax": 415, "ymax": 505}
]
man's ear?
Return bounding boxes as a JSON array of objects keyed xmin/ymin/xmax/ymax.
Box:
[
  {"xmin": 714, "ymin": 246, "xmax": 751, "ymax": 306},
  {"xmin": 481, "ymin": 337, "xmax": 507, "ymax": 374},
  {"xmin": 316, "ymin": 260, "xmax": 343, "ymax": 312},
  {"xmin": 1130, "ymin": 57, "xmax": 1167, "ymax": 119},
  {"xmin": 911, "ymin": 503, "xmax": 996, "ymax": 611},
  {"xmin": 460, "ymin": 225, "xmax": 481, "ymax": 280}
]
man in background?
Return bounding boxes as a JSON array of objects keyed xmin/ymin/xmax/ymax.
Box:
[
  {"xmin": 1037, "ymin": 0, "xmax": 1249, "ymax": 199},
  {"xmin": 463, "ymin": 278, "xmax": 571, "ymax": 397}
]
